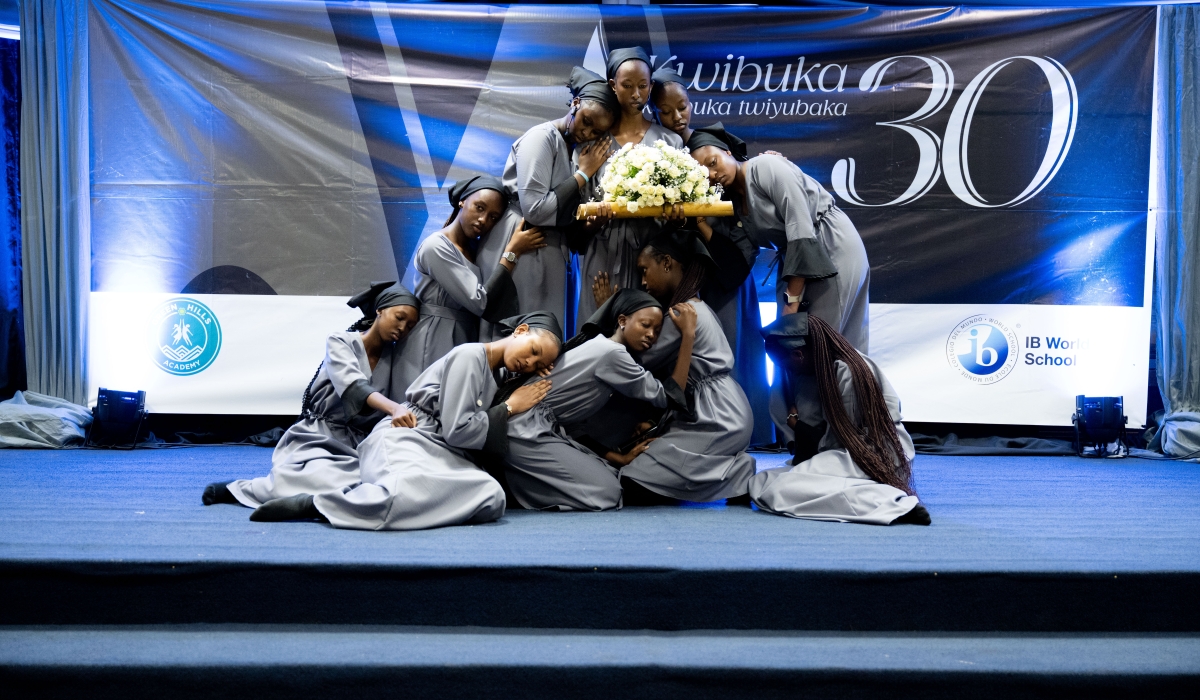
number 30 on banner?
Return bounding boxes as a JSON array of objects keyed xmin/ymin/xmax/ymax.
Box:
[{"xmin": 831, "ymin": 55, "xmax": 1078, "ymax": 208}]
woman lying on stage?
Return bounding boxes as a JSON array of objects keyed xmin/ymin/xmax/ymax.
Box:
[
  {"xmin": 573, "ymin": 47, "xmax": 684, "ymax": 324},
  {"xmin": 478, "ymin": 67, "xmax": 618, "ymax": 338},
  {"xmin": 689, "ymin": 123, "xmax": 871, "ymax": 446},
  {"xmin": 614, "ymin": 229, "xmax": 757, "ymax": 503},
  {"xmin": 498, "ymin": 289, "xmax": 695, "ymax": 512},
  {"xmin": 394, "ymin": 175, "xmax": 543, "ymax": 383},
  {"xmin": 751, "ymin": 312, "xmax": 930, "ymax": 526},
  {"xmin": 202, "ymin": 282, "xmax": 420, "ymax": 508},
  {"xmin": 250, "ymin": 312, "xmax": 563, "ymax": 530}
]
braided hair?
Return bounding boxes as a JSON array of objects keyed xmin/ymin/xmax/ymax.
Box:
[{"xmin": 806, "ymin": 314, "xmax": 914, "ymax": 495}]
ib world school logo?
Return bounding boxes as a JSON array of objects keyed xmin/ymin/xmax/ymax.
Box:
[
  {"xmin": 151, "ymin": 298, "xmax": 222, "ymax": 376},
  {"xmin": 946, "ymin": 315, "xmax": 1018, "ymax": 385}
]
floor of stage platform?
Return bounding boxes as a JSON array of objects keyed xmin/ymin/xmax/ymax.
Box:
[{"xmin": 0, "ymin": 445, "xmax": 1198, "ymax": 573}]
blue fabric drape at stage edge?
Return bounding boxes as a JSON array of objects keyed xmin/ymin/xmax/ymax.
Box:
[
  {"xmin": 1153, "ymin": 4, "xmax": 1200, "ymax": 459},
  {"xmin": 0, "ymin": 38, "xmax": 23, "ymax": 399},
  {"xmin": 18, "ymin": 0, "xmax": 90, "ymax": 405}
]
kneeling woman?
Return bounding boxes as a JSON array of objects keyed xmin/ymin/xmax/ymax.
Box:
[
  {"xmin": 620, "ymin": 230, "xmax": 757, "ymax": 502},
  {"xmin": 251, "ymin": 313, "xmax": 562, "ymax": 531},
  {"xmin": 203, "ymin": 282, "xmax": 419, "ymax": 508},
  {"xmin": 501, "ymin": 289, "xmax": 696, "ymax": 511},
  {"xmin": 396, "ymin": 176, "xmax": 544, "ymax": 382},
  {"xmin": 751, "ymin": 312, "xmax": 930, "ymax": 525}
]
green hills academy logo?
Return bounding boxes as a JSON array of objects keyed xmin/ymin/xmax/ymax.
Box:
[{"xmin": 151, "ymin": 298, "xmax": 222, "ymax": 376}]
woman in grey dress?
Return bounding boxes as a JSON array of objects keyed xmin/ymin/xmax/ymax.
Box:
[
  {"xmin": 649, "ymin": 73, "xmax": 772, "ymax": 445},
  {"xmin": 396, "ymin": 175, "xmax": 544, "ymax": 382},
  {"xmin": 249, "ymin": 312, "xmax": 564, "ymax": 530},
  {"xmin": 499, "ymin": 289, "xmax": 695, "ymax": 512},
  {"xmin": 618, "ymin": 229, "xmax": 758, "ymax": 503},
  {"xmin": 202, "ymin": 282, "xmax": 420, "ymax": 508},
  {"xmin": 751, "ymin": 312, "xmax": 931, "ymax": 526},
  {"xmin": 574, "ymin": 47, "xmax": 684, "ymax": 324},
  {"xmin": 690, "ymin": 123, "xmax": 870, "ymax": 445},
  {"xmin": 478, "ymin": 67, "xmax": 618, "ymax": 339}
]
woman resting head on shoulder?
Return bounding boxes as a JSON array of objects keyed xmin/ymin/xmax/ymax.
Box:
[
  {"xmin": 488, "ymin": 311, "xmax": 563, "ymax": 379},
  {"xmin": 347, "ymin": 281, "xmax": 420, "ymax": 345},
  {"xmin": 442, "ymin": 175, "xmax": 544, "ymax": 261},
  {"xmin": 564, "ymin": 66, "xmax": 618, "ymax": 145},
  {"xmin": 651, "ymin": 66, "xmax": 693, "ymax": 145}
]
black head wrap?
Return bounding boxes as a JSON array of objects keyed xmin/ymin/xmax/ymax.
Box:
[
  {"xmin": 652, "ymin": 65, "xmax": 687, "ymax": 87},
  {"xmin": 448, "ymin": 175, "xmax": 508, "ymax": 210},
  {"xmin": 645, "ymin": 228, "xmax": 714, "ymax": 267},
  {"xmin": 498, "ymin": 311, "xmax": 563, "ymax": 346},
  {"xmin": 347, "ymin": 280, "xmax": 419, "ymax": 317},
  {"xmin": 568, "ymin": 66, "xmax": 619, "ymax": 116},
  {"xmin": 606, "ymin": 47, "xmax": 652, "ymax": 80},
  {"xmin": 686, "ymin": 122, "xmax": 748, "ymax": 162},
  {"xmin": 761, "ymin": 311, "xmax": 809, "ymax": 360},
  {"xmin": 581, "ymin": 289, "xmax": 662, "ymax": 339}
]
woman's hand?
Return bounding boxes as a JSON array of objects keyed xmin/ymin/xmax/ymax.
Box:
[
  {"xmin": 538, "ymin": 365, "xmax": 554, "ymax": 378},
  {"xmin": 669, "ymin": 302, "xmax": 698, "ymax": 338},
  {"xmin": 506, "ymin": 379, "xmax": 552, "ymax": 415},
  {"xmin": 593, "ymin": 271, "xmax": 618, "ymax": 307},
  {"xmin": 605, "ymin": 437, "xmax": 656, "ymax": 467},
  {"xmin": 760, "ymin": 150, "xmax": 786, "ymax": 158},
  {"xmin": 391, "ymin": 408, "xmax": 417, "ymax": 428},
  {"xmin": 585, "ymin": 201, "xmax": 614, "ymax": 230},
  {"xmin": 663, "ymin": 202, "xmax": 686, "ymax": 225},
  {"xmin": 507, "ymin": 220, "xmax": 546, "ymax": 257},
  {"xmin": 786, "ymin": 405, "xmax": 799, "ymax": 430},
  {"xmin": 694, "ymin": 216, "xmax": 714, "ymax": 242},
  {"xmin": 577, "ymin": 135, "xmax": 613, "ymax": 177}
]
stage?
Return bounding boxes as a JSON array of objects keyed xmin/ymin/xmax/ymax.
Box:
[{"xmin": 1, "ymin": 446, "xmax": 1197, "ymax": 697}]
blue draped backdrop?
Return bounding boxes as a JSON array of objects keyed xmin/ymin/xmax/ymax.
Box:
[{"xmin": 0, "ymin": 37, "xmax": 22, "ymax": 399}]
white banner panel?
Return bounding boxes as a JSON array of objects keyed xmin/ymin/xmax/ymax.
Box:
[
  {"xmin": 88, "ymin": 293, "xmax": 360, "ymax": 415},
  {"xmin": 89, "ymin": 293, "xmax": 1151, "ymax": 424},
  {"xmin": 869, "ymin": 304, "xmax": 1151, "ymax": 427}
]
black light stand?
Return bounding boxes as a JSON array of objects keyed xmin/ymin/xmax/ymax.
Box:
[
  {"xmin": 86, "ymin": 388, "xmax": 147, "ymax": 449},
  {"xmin": 1072, "ymin": 395, "xmax": 1128, "ymax": 458}
]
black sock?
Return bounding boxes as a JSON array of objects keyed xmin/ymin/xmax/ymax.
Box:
[
  {"xmin": 725, "ymin": 493, "xmax": 752, "ymax": 507},
  {"xmin": 202, "ymin": 481, "xmax": 238, "ymax": 506},
  {"xmin": 892, "ymin": 503, "xmax": 931, "ymax": 526},
  {"xmin": 249, "ymin": 494, "xmax": 327, "ymax": 522}
]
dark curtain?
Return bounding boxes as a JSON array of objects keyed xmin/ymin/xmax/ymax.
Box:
[{"xmin": 0, "ymin": 37, "xmax": 23, "ymax": 400}]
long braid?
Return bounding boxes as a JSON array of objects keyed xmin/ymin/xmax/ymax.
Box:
[
  {"xmin": 808, "ymin": 315, "xmax": 914, "ymax": 495},
  {"xmin": 443, "ymin": 204, "xmax": 460, "ymax": 228},
  {"xmin": 669, "ymin": 258, "xmax": 707, "ymax": 307},
  {"xmin": 298, "ymin": 361, "xmax": 324, "ymax": 420}
]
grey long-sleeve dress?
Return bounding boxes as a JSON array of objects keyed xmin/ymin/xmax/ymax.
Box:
[
  {"xmin": 504, "ymin": 335, "xmax": 686, "ymax": 512},
  {"xmin": 313, "ymin": 344, "xmax": 508, "ymax": 531},
  {"xmin": 478, "ymin": 122, "xmax": 578, "ymax": 338},
  {"xmin": 576, "ymin": 125, "xmax": 684, "ymax": 323},
  {"xmin": 750, "ymin": 354, "xmax": 921, "ymax": 524},
  {"xmin": 395, "ymin": 233, "xmax": 514, "ymax": 383},
  {"xmin": 620, "ymin": 299, "xmax": 757, "ymax": 502},
  {"xmin": 741, "ymin": 154, "xmax": 870, "ymax": 444},
  {"xmin": 227, "ymin": 331, "xmax": 398, "ymax": 508}
]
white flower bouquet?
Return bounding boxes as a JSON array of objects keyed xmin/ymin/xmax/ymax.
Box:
[{"xmin": 575, "ymin": 140, "xmax": 734, "ymax": 219}]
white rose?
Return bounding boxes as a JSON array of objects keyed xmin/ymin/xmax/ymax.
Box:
[
  {"xmin": 652, "ymin": 195, "xmax": 665, "ymax": 207},
  {"xmin": 626, "ymin": 200, "xmax": 639, "ymax": 213},
  {"xmin": 681, "ymin": 182, "xmax": 694, "ymax": 195},
  {"xmin": 668, "ymin": 167, "xmax": 682, "ymax": 179}
]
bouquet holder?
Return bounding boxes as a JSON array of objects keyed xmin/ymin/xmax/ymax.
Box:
[{"xmin": 575, "ymin": 201, "xmax": 734, "ymax": 220}]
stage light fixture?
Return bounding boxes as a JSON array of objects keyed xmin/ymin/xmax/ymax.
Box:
[
  {"xmin": 86, "ymin": 388, "xmax": 147, "ymax": 449},
  {"xmin": 1072, "ymin": 395, "xmax": 1127, "ymax": 458}
]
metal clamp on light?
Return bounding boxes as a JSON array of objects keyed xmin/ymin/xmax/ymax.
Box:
[{"xmin": 1072, "ymin": 395, "xmax": 1127, "ymax": 458}]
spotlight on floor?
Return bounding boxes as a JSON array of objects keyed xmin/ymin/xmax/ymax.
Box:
[
  {"xmin": 1072, "ymin": 395, "xmax": 1127, "ymax": 458},
  {"xmin": 86, "ymin": 388, "xmax": 147, "ymax": 449}
]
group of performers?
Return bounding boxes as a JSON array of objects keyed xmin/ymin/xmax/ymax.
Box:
[{"xmin": 201, "ymin": 48, "xmax": 930, "ymax": 529}]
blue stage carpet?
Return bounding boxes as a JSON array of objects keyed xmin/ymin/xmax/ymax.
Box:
[
  {"xmin": 1, "ymin": 446, "xmax": 1198, "ymax": 697},
  {"xmin": 0, "ymin": 446, "xmax": 1196, "ymax": 573}
]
